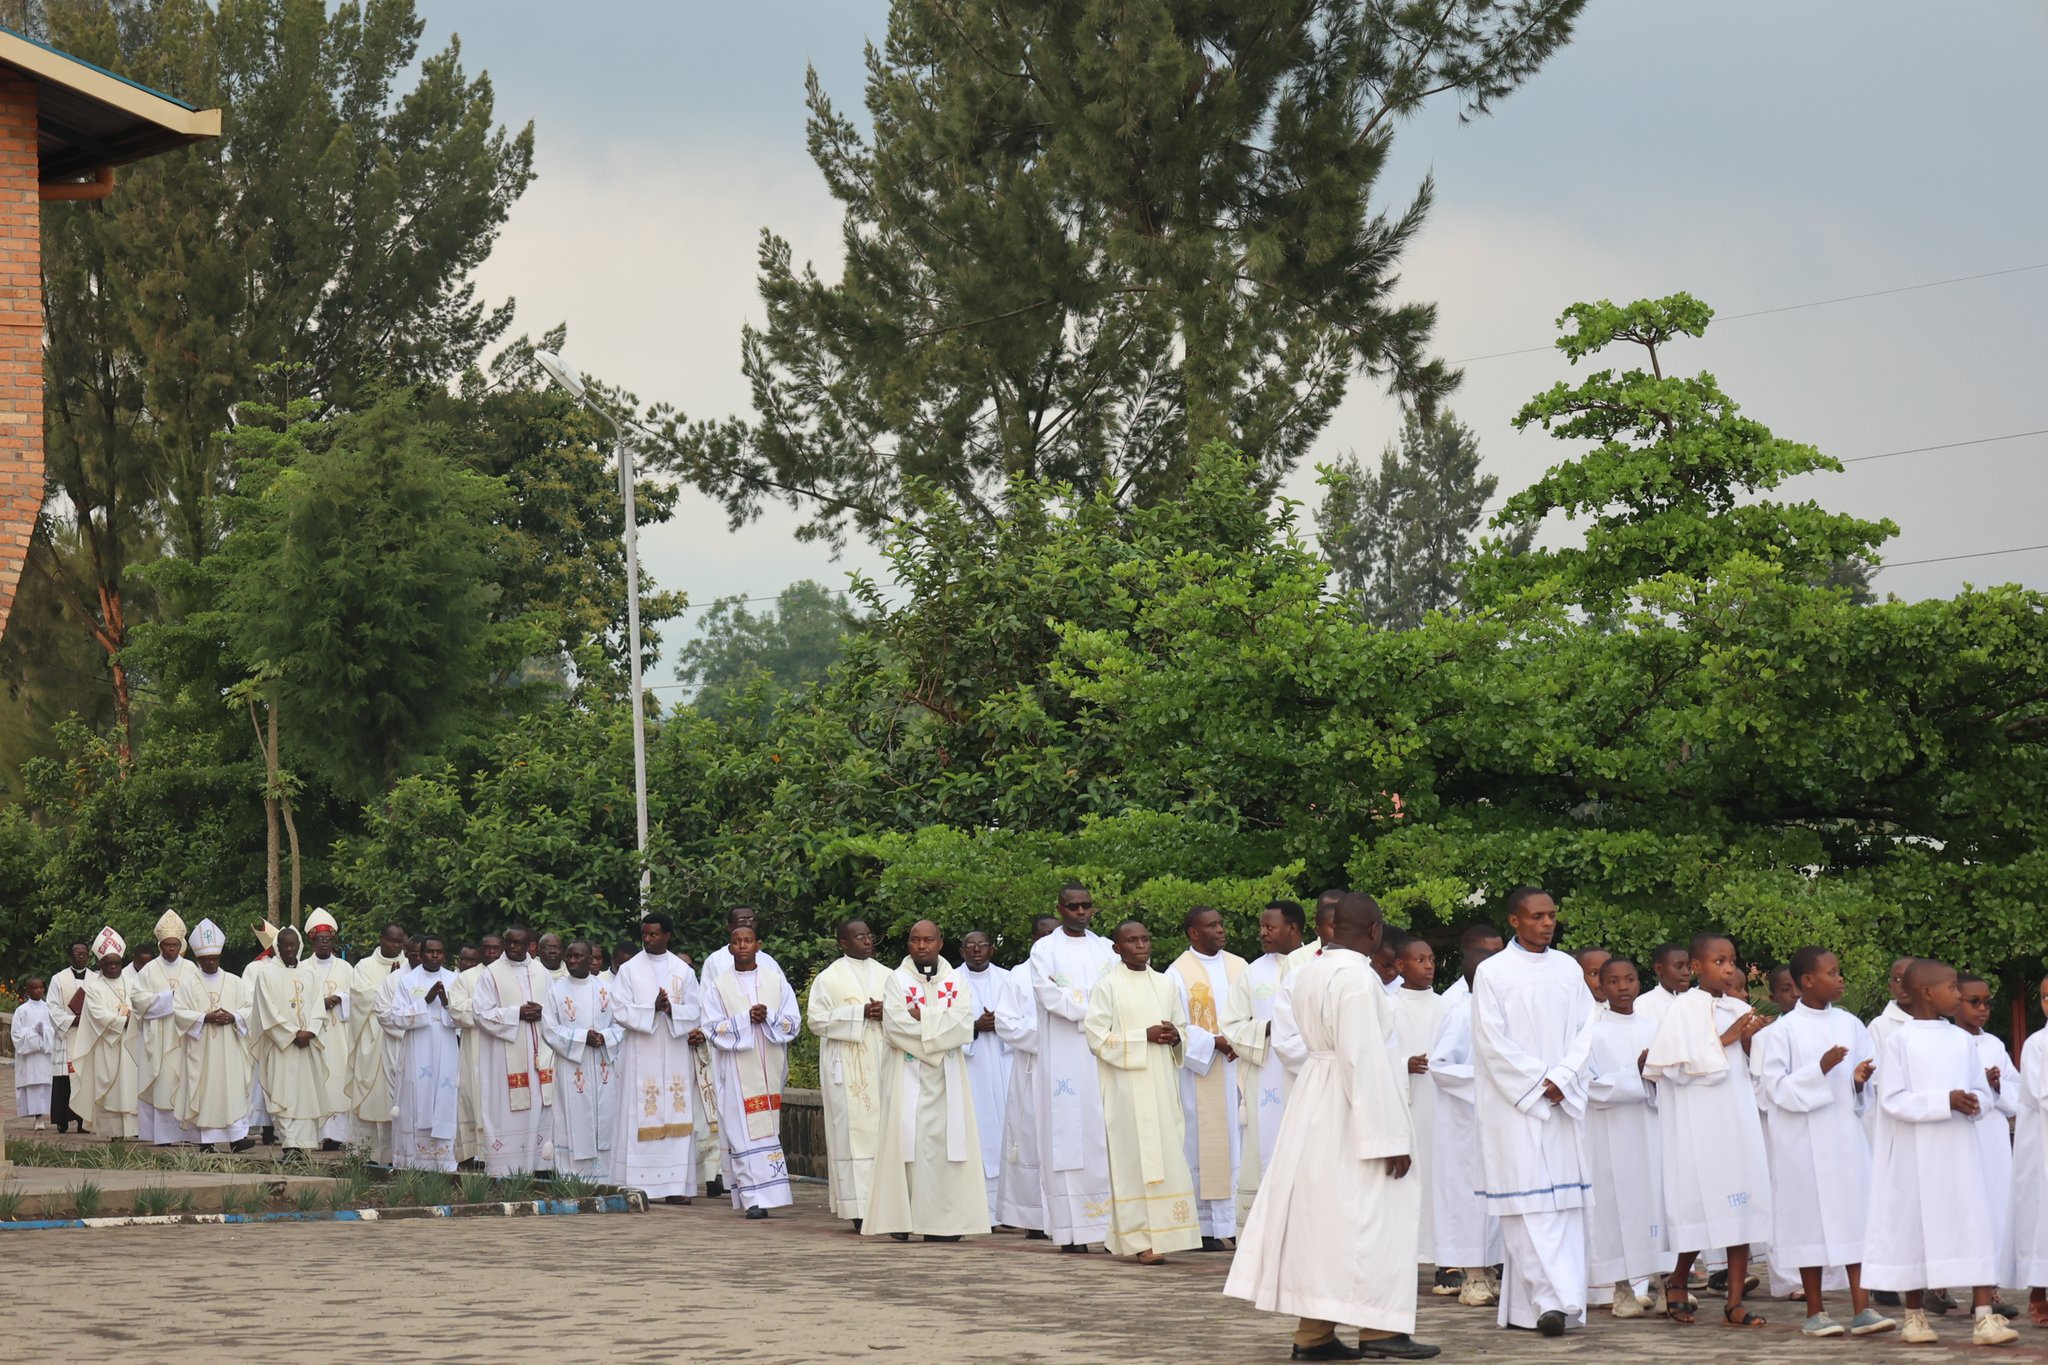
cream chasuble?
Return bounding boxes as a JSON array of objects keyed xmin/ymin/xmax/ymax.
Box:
[
  {"xmin": 130, "ymin": 953, "xmax": 199, "ymax": 1143},
  {"xmin": 346, "ymin": 948, "xmax": 407, "ymax": 1160},
  {"xmin": 1085, "ymin": 964, "xmax": 1199, "ymax": 1257},
  {"xmin": 75, "ymin": 972, "xmax": 139, "ymax": 1139},
  {"xmin": 449, "ymin": 963, "xmax": 486, "ymax": 1163},
  {"xmin": 1169, "ymin": 948, "xmax": 1245, "ymax": 1238},
  {"xmin": 805, "ymin": 953, "xmax": 894, "ymax": 1220},
  {"xmin": 474, "ymin": 955, "xmax": 557, "ymax": 1175},
  {"xmin": 1225, "ymin": 949, "xmax": 1421, "ymax": 1335},
  {"xmin": 250, "ymin": 959, "xmax": 331, "ymax": 1148},
  {"xmin": 176, "ymin": 966, "xmax": 253, "ymax": 1143},
  {"xmin": 301, "ymin": 951, "xmax": 355, "ymax": 1143},
  {"xmin": 610, "ymin": 949, "xmax": 702, "ymax": 1198},
  {"xmin": 865, "ymin": 955, "xmax": 990, "ymax": 1238}
]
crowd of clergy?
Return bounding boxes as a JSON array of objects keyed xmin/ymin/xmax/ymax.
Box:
[{"xmin": 11, "ymin": 882, "xmax": 2048, "ymax": 1360}]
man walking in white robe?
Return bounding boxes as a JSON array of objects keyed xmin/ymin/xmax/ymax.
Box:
[
  {"xmin": 704, "ymin": 922, "xmax": 801, "ymax": 1216},
  {"xmin": 176, "ymin": 920, "xmax": 253, "ymax": 1150},
  {"xmin": 381, "ymin": 935, "xmax": 462, "ymax": 1171},
  {"xmin": 866, "ymin": 922, "xmax": 989, "ymax": 1241},
  {"xmin": 611, "ymin": 914, "xmax": 703, "ymax": 1201},
  {"xmin": 1028, "ymin": 883, "xmax": 1117, "ymax": 1251},
  {"xmin": 805, "ymin": 916, "xmax": 893, "ymax": 1227},
  {"xmin": 1169, "ymin": 904, "xmax": 1246, "ymax": 1247},
  {"xmin": 1472, "ymin": 888, "xmax": 1598, "ymax": 1337},
  {"xmin": 300, "ymin": 909, "xmax": 355, "ymax": 1147},
  {"xmin": 49, "ymin": 940, "xmax": 93, "ymax": 1133},
  {"xmin": 131, "ymin": 909, "xmax": 199, "ymax": 1144},
  {"xmin": 72, "ymin": 927, "xmax": 139, "ymax": 1139},
  {"xmin": 347, "ymin": 922, "xmax": 409, "ymax": 1161},
  {"xmin": 450, "ymin": 932, "xmax": 502, "ymax": 1165},
  {"xmin": 250, "ymin": 927, "xmax": 333, "ymax": 1157},
  {"xmin": 1225, "ymin": 891, "xmax": 1442, "ymax": 1361},
  {"xmin": 544, "ymin": 939, "xmax": 622, "ymax": 1180},
  {"xmin": 995, "ymin": 915, "xmax": 1055, "ymax": 1233},
  {"xmin": 700, "ymin": 906, "xmax": 781, "ymax": 1193},
  {"xmin": 473, "ymin": 926, "xmax": 557, "ymax": 1175},
  {"xmin": 958, "ymin": 929, "xmax": 1013, "ymax": 1226},
  {"xmin": 1223, "ymin": 900, "xmax": 1305, "ymax": 1224}
]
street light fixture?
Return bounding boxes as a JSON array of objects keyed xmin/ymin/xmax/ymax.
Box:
[{"xmin": 535, "ymin": 350, "xmax": 651, "ymax": 909}]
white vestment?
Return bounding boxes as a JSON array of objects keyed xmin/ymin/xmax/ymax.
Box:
[
  {"xmin": 474, "ymin": 955, "xmax": 558, "ymax": 1174},
  {"xmin": 51, "ymin": 965, "xmax": 91, "ymax": 1125},
  {"xmin": 1223, "ymin": 951, "xmax": 1295, "ymax": 1224},
  {"xmin": 381, "ymin": 964, "xmax": 461, "ymax": 1171},
  {"xmin": 74, "ymin": 972, "xmax": 139, "ymax": 1139},
  {"xmin": 301, "ymin": 953, "xmax": 355, "ymax": 1144},
  {"xmin": 961, "ymin": 962, "xmax": 1014, "ymax": 1222},
  {"xmin": 2011, "ymin": 1031, "xmax": 2048, "ymax": 1288},
  {"xmin": 347, "ymin": 949, "xmax": 407, "ymax": 1161},
  {"xmin": 1473, "ymin": 942, "xmax": 1597, "ymax": 1330},
  {"xmin": 1085, "ymin": 963, "xmax": 1199, "ymax": 1257},
  {"xmin": 131, "ymin": 954, "xmax": 200, "ymax": 1144},
  {"xmin": 449, "ymin": 963, "xmax": 486, "ymax": 1163},
  {"xmin": 1634, "ymin": 983, "xmax": 1677, "ymax": 1035},
  {"xmin": 1428, "ymin": 978, "xmax": 1500, "ymax": 1268},
  {"xmin": 1967, "ymin": 1029, "xmax": 2019, "ymax": 1287},
  {"xmin": 865, "ymin": 956, "xmax": 990, "ymax": 1238},
  {"xmin": 1027, "ymin": 928, "xmax": 1117, "ymax": 1244},
  {"xmin": 610, "ymin": 950, "xmax": 703, "ymax": 1198},
  {"xmin": 1644, "ymin": 989, "xmax": 1773, "ymax": 1254},
  {"xmin": 1225, "ymin": 949, "xmax": 1420, "ymax": 1334},
  {"xmin": 11, "ymin": 998, "xmax": 55, "ymax": 1116},
  {"xmin": 1861, "ymin": 998, "xmax": 1911, "ymax": 1146},
  {"xmin": 804, "ymin": 954, "xmax": 894, "ymax": 1220},
  {"xmin": 543, "ymin": 973, "xmax": 623, "ymax": 1178},
  {"xmin": 250, "ymin": 959, "xmax": 332, "ymax": 1149},
  {"xmin": 992, "ymin": 963, "xmax": 1045, "ymax": 1230},
  {"xmin": 1170, "ymin": 948, "xmax": 1245, "ymax": 1239},
  {"xmin": 704, "ymin": 961, "xmax": 801, "ymax": 1209},
  {"xmin": 1583, "ymin": 1008, "xmax": 1665, "ymax": 1283},
  {"xmin": 1752, "ymin": 1001, "xmax": 1872, "ymax": 1277},
  {"xmin": 1863, "ymin": 1019, "xmax": 1998, "ymax": 1290},
  {"xmin": 1388, "ymin": 983, "xmax": 1449, "ymax": 1264},
  {"xmin": 176, "ymin": 967, "xmax": 252, "ymax": 1144}
]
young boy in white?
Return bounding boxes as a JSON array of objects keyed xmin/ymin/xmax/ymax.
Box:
[
  {"xmin": 1953, "ymin": 973, "xmax": 2019, "ymax": 1302},
  {"xmin": 1582, "ymin": 958, "xmax": 1665, "ymax": 1321}
]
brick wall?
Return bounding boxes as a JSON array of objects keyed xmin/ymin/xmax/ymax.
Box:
[{"xmin": 0, "ymin": 71, "xmax": 39, "ymax": 641}]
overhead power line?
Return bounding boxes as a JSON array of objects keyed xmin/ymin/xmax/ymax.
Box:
[
  {"xmin": 1874, "ymin": 543, "xmax": 2048, "ymax": 573},
  {"xmin": 1839, "ymin": 428, "xmax": 2048, "ymax": 464}
]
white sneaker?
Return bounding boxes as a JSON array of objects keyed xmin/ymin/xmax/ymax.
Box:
[
  {"xmin": 1612, "ymin": 1284, "xmax": 1644, "ymax": 1320},
  {"xmin": 1457, "ymin": 1277, "xmax": 1492, "ymax": 1307},
  {"xmin": 34, "ymin": 1118, "xmax": 46, "ymax": 1131},
  {"xmin": 1973, "ymin": 1314, "xmax": 2019, "ymax": 1346},
  {"xmin": 1901, "ymin": 1309, "xmax": 1937, "ymax": 1345}
]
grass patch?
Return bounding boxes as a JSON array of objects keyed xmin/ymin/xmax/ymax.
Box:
[
  {"xmin": 413, "ymin": 1171, "xmax": 453, "ymax": 1206},
  {"xmin": 0, "ymin": 1184, "xmax": 25, "ymax": 1220},
  {"xmin": 67, "ymin": 1179, "xmax": 104, "ymax": 1219},
  {"xmin": 459, "ymin": 1170, "xmax": 497, "ymax": 1204},
  {"xmin": 291, "ymin": 1184, "xmax": 323, "ymax": 1214},
  {"xmin": 386, "ymin": 1167, "xmax": 426, "ymax": 1208},
  {"xmin": 323, "ymin": 1173, "xmax": 369, "ymax": 1213},
  {"xmin": 495, "ymin": 1173, "xmax": 534, "ymax": 1203},
  {"xmin": 131, "ymin": 1183, "xmax": 178, "ymax": 1218},
  {"xmin": 548, "ymin": 1173, "xmax": 596, "ymax": 1200},
  {"xmin": 171, "ymin": 1187, "xmax": 196, "ymax": 1213},
  {"xmin": 217, "ymin": 1183, "xmax": 262, "ymax": 1217}
]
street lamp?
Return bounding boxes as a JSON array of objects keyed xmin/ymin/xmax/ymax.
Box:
[{"xmin": 536, "ymin": 350, "xmax": 652, "ymax": 909}]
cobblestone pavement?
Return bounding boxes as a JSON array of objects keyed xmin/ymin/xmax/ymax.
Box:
[{"xmin": 6, "ymin": 1175, "xmax": 2045, "ymax": 1364}]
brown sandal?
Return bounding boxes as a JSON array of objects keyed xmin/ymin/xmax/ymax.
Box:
[
  {"xmin": 1135, "ymin": 1250, "xmax": 1168, "ymax": 1266},
  {"xmin": 1723, "ymin": 1304, "xmax": 1766, "ymax": 1328}
]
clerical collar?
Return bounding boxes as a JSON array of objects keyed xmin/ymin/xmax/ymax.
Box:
[
  {"xmin": 1193, "ymin": 948, "xmax": 1220, "ymax": 961},
  {"xmin": 966, "ymin": 963, "xmax": 989, "ymax": 973},
  {"xmin": 1507, "ymin": 939, "xmax": 1548, "ymax": 958},
  {"xmin": 914, "ymin": 961, "xmax": 938, "ymax": 980}
]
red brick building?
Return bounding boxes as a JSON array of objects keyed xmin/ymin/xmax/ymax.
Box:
[{"xmin": 0, "ymin": 27, "xmax": 218, "ymax": 639}]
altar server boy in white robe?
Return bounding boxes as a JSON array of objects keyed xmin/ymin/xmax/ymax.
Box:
[
  {"xmin": 1582, "ymin": 958, "xmax": 1664, "ymax": 1321},
  {"xmin": 1862, "ymin": 959, "xmax": 2018, "ymax": 1347},
  {"xmin": 1634, "ymin": 943, "xmax": 1690, "ymax": 1035},
  {"xmin": 1752, "ymin": 946, "xmax": 1894, "ymax": 1338},
  {"xmin": 1643, "ymin": 932, "xmax": 1772, "ymax": 1329},
  {"xmin": 2013, "ymin": 973, "xmax": 2048, "ymax": 1329},
  {"xmin": 1954, "ymin": 973, "xmax": 2019, "ymax": 1302},
  {"xmin": 1429, "ymin": 924, "xmax": 1504, "ymax": 1307},
  {"xmin": 11, "ymin": 976, "xmax": 55, "ymax": 1127},
  {"xmin": 1387, "ymin": 932, "xmax": 1448, "ymax": 1278}
]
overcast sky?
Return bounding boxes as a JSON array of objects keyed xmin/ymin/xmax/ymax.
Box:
[{"xmin": 419, "ymin": 0, "xmax": 2048, "ymax": 689}]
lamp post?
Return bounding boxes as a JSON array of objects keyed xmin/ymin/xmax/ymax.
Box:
[{"xmin": 535, "ymin": 350, "xmax": 652, "ymax": 909}]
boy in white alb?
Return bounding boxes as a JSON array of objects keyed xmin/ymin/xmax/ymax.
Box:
[
  {"xmin": 1582, "ymin": 959, "xmax": 1664, "ymax": 1321},
  {"xmin": 1429, "ymin": 924, "xmax": 1505, "ymax": 1308},
  {"xmin": 1386, "ymin": 933, "xmax": 1448, "ymax": 1281},
  {"xmin": 10, "ymin": 977, "xmax": 56, "ymax": 1127},
  {"xmin": 1953, "ymin": 974, "xmax": 2019, "ymax": 1304},
  {"xmin": 2014, "ymin": 972, "xmax": 2048, "ymax": 1329}
]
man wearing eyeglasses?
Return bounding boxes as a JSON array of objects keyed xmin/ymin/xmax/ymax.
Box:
[{"xmin": 1026, "ymin": 882, "xmax": 1119, "ymax": 1252}]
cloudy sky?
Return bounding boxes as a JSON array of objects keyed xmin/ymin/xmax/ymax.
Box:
[{"xmin": 420, "ymin": 0, "xmax": 2048, "ymax": 688}]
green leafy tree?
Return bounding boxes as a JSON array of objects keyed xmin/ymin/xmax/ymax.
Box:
[
  {"xmin": 651, "ymin": 0, "xmax": 1585, "ymax": 544},
  {"xmin": 676, "ymin": 580, "xmax": 859, "ymax": 722},
  {"xmin": 1316, "ymin": 409, "xmax": 1528, "ymax": 628}
]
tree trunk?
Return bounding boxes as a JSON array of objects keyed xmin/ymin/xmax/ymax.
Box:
[{"xmin": 249, "ymin": 695, "xmax": 281, "ymax": 924}]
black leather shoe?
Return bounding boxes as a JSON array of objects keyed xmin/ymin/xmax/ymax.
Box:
[
  {"xmin": 1059, "ymin": 1242, "xmax": 1090, "ymax": 1253},
  {"xmin": 1024, "ymin": 1229, "xmax": 1049, "ymax": 1240},
  {"xmin": 1925, "ymin": 1290, "xmax": 1957, "ymax": 1315},
  {"xmin": 1201, "ymin": 1236, "xmax": 1227, "ymax": 1251},
  {"xmin": 924, "ymin": 1234, "xmax": 962, "ymax": 1242},
  {"xmin": 1871, "ymin": 1290, "xmax": 1901, "ymax": 1307},
  {"xmin": 888, "ymin": 1232, "xmax": 910, "ymax": 1242},
  {"xmin": 1536, "ymin": 1311, "xmax": 1566, "ymax": 1337},
  {"xmin": 1290, "ymin": 1342, "xmax": 1363, "ymax": 1361},
  {"xmin": 1359, "ymin": 1337, "xmax": 1442, "ymax": 1361},
  {"xmin": 743, "ymin": 1205, "xmax": 768, "ymax": 1220},
  {"xmin": 851, "ymin": 1219, "xmax": 862, "ymax": 1233}
]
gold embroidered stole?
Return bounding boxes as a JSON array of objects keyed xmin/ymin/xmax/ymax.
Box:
[
  {"xmin": 1170, "ymin": 949, "xmax": 1244, "ymax": 1200},
  {"xmin": 488, "ymin": 958, "xmax": 557, "ymax": 1112},
  {"xmin": 716, "ymin": 968, "xmax": 786, "ymax": 1139}
]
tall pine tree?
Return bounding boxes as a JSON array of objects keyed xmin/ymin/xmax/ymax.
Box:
[{"xmin": 651, "ymin": 0, "xmax": 1585, "ymax": 545}]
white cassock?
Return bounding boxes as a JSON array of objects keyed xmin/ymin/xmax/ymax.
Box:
[
  {"xmin": 610, "ymin": 949, "xmax": 702, "ymax": 1198},
  {"xmin": 449, "ymin": 963, "xmax": 486, "ymax": 1164},
  {"xmin": 74, "ymin": 972, "xmax": 139, "ymax": 1138},
  {"xmin": 1863, "ymin": 1019, "xmax": 1999, "ymax": 1291},
  {"xmin": 473, "ymin": 955, "xmax": 558, "ymax": 1175},
  {"xmin": 1634, "ymin": 983, "xmax": 1677, "ymax": 1035},
  {"xmin": 805, "ymin": 953, "xmax": 894, "ymax": 1221},
  {"xmin": 2012, "ymin": 1031, "xmax": 2048, "ymax": 1289},
  {"xmin": 1225, "ymin": 949, "xmax": 1420, "ymax": 1335},
  {"xmin": 1387, "ymin": 983, "xmax": 1449, "ymax": 1265},
  {"xmin": 1583, "ymin": 1008, "xmax": 1664, "ymax": 1284},
  {"xmin": 961, "ymin": 962, "xmax": 1014, "ymax": 1223},
  {"xmin": 1427, "ymin": 978, "xmax": 1500, "ymax": 1269},
  {"xmin": 865, "ymin": 956, "xmax": 990, "ymax": 1238},
  {"xmin": 301, "ymin": 952, "xmax": 355, "ymax": 1145},
  {"xmin": 992, "ymin": 963, "xmax": 1045, "ymax": 1231},
  {"xmin": 131, "ymin": 953, "xmax": 200, "ymax": 1144},
  {"xmin": 381, "ymin": 964, "xmax": 461, "ymax": 1171},
  {"xmin": 1028, "ymin": 928, "xmax": 1117, "ymax": 1244},
  {"xmin": 704, "ymin": 961, "xmax": 801, "ymax": 1210},
  {"xmin": 1861, "ymin": 999, "xmax": 1911, "ymax": 1147},
  {"xmin": 1169, "ymin": 948, "xmax": 1246, "ymax": 1240},
  {"xmin": 1752, "ymin": 1002, "xmax": 1872, "ymax": 1278},
  {"xmin": 11, "ymin": 999, "xmax": 55, "ymax": 1117},
  {"xmin": 1223, "ymin": 950, "xmax": 1294, "ymax": 1225},
  {"xmin": 1967, "ymin": 1029, "xmax": 2019, "ymax": 1287},
  {"xmin": 701, "ymin": 945, "xmax": 784, "ymax": 1187},
  {"xmin": 1472, "ymin": 942, "xmax": 1598, "ymax": 1331},
  {"xmin": 1644, "ymin": 990, "xmax": 1773, "ymax": 1256},
  {"xmin": 347, "ymin": 949, "xmax": 407, "ymax": 1161},
  {"xmin": 176, "ymin": 967, "xmax": 252, "ymax": 1145},
  {"xmin": 1086, "ymin": 964, "xmax": 1200, "ymax": 1257},
  {"xmin": 250, "ymin": 960, "xmax": 332, "ymax": 1149},
  {"xmin": 543, "ymin": 973, "xmax": 622, "ymax": 1179}
]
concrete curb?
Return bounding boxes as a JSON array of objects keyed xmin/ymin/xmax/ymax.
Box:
[{"xmin": 0, "ymin": 1190, "xmax": 644, "ymax": 1231}]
